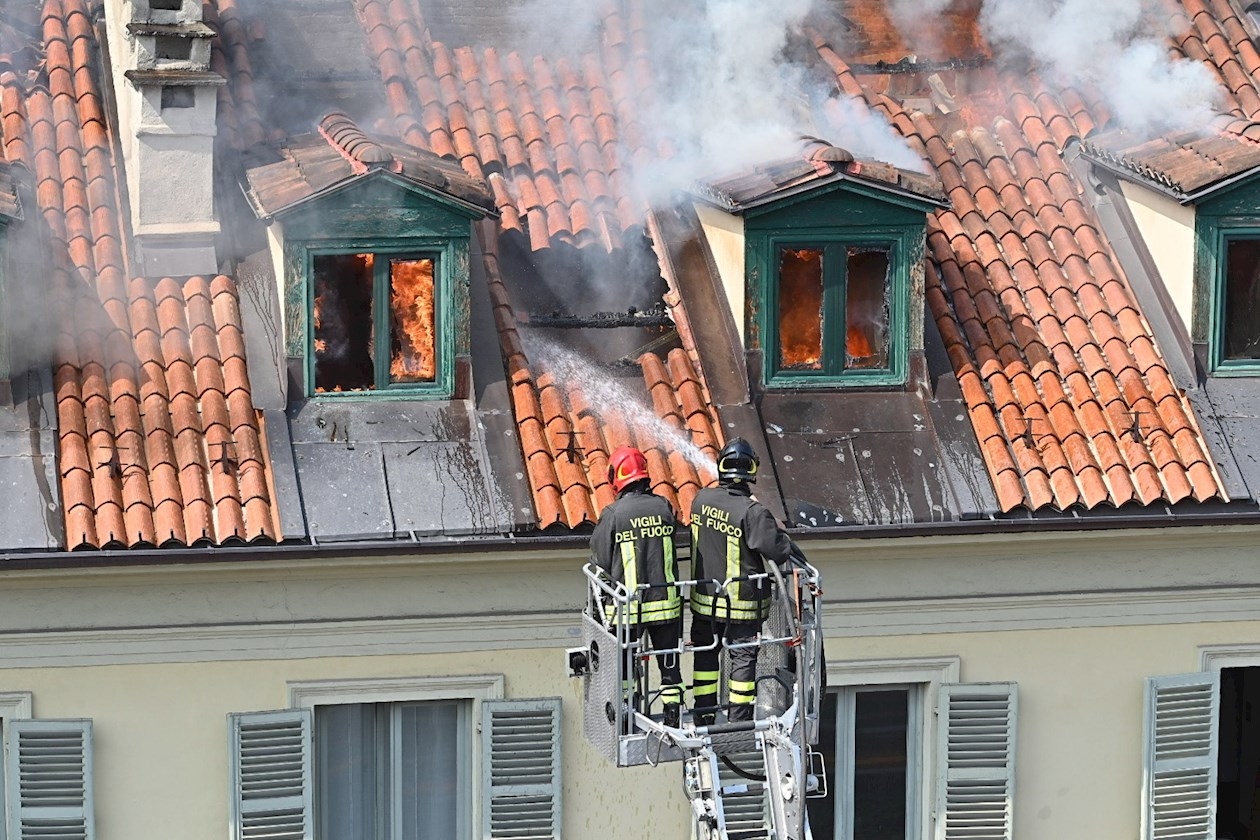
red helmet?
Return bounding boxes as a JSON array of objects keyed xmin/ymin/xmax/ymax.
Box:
[{"xmin": 608, "ymin": 446, "xmax": 650, "ymax": 493}]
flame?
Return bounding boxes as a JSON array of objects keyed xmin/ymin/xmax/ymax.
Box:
[
  {"xmin": 844, "ymin": 248, "xmax": 889, "ymax": 370},
  {"xmin": 389, "ymin": 258, "xmax": 436, "ymax": 383},
  {"xmin": 778, "ymin": 248, "xmax": 824, "ymax": 369}
]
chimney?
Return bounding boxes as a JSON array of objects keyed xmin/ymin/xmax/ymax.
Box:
[{"xmin": 106, "ymin": 0, "xmax": 223, "ymax": 277}]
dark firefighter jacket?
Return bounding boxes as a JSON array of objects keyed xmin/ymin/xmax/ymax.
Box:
[
  {"xmin": 590, "ymin": 484, "xmax": 682, "ymax": 625},
  {"xmin": 689, "ymin": 483, "xmax": 794, "ymax": 623}
]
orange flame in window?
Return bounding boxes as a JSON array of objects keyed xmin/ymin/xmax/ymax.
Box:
[{"xmin": 389, "ymin": 258, "xmax": 436, "ymax": 383}]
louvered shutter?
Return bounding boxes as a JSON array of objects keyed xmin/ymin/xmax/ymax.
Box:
[
  {"xmin": 1142, "ymin": 673, "xmax": 1219, "ymax": 840},
  {"xmin": 481, "ymin": 698, "xmax": 562, "ymax": 840},
  {"xmin": 228, "ymin": 709, "xmax": 312, "ymax": 840},
  {"xmin": 934, "ymin": 683, "xmax": 1017, "ymax": 840},
  {"xmin": 4, "ymin": 719, "xmax": 94, "ymax": 840}
]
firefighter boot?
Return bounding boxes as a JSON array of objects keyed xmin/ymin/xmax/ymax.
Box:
[{"xmin": 664, "ymin": 703, "xmax": 680, "ymax": 728}]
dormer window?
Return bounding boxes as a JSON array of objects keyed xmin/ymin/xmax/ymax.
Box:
[
  {"xmin": 693, "ymin": 145, "xmax": 944, "ymax": 390},
  {"xmin": 245, "ymin": 113, "xmax": 494, "ymax": 401}
]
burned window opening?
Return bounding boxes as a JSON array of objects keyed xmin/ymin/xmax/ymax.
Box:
[
  {"xmin": 312, "ymin": 252, "xmax": 438, "ymax": 394},
  {"xmin": 774, "ymin": 243, "xmax": 892, "ymax": 379},
  {"xmin": 845, "ymin": 248, "xmax": 891, "ymax": 370},
  {"xmin": 314, "ymin": 254, "xmax": 375, "ymax": 393},
  {"xmin": 1224, "ymin": 237, "xmax": 1260, "ymax": 362},
  {"xmin": 150, "ymin": 0, "xmax": 183, "ymax": 9},
  {"xmin": 388, "ymin": 258, "xmax": 437, "ymax": 384},
  {"xmin": 779, "ymin": 248, "xmax": 825, "ymax": 370}
]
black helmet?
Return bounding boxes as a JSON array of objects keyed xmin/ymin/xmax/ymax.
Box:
[{"xmin": 717, "ymin": 438, "xmax": 760, "ymax": 484}]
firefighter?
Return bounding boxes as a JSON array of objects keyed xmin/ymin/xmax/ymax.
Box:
[
  {"xmin": 590, "ymin": 446, "xmax": 684, "ymax": 728},
  {"xmin": 690, "ymin": 437, "xmax": 795, "ymax": 724}
]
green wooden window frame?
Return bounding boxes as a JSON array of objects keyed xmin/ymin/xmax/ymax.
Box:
[
  {"xmin": 304, "ymin": 242, "xmax": 452, "ymax": 399},
  {"xmin": 754, "ymin": 227, "xmax": 910, "ymax": 388},
  {"xmin": 1206, "ymin": 223, "xmax": 1260, "ymax": 375}
]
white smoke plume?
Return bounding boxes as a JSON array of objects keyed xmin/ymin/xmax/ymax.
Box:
[
  {"xmin": 887, "ymin": 0, "xmax": 957, "ymax": 57},
  {"xmin": 978, "ymin": 0, "xmax": 1220, "ymax": 136},
  {"xmin": 507, "ymin": 0, "xmax": 925, "ymax": 203},
  {"xmin": 633, "ymin": 0, "xmax": 925, "ymax": 198}
]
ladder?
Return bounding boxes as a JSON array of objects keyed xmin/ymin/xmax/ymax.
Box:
[{"xmin": 568, "ymin": 552, "xmax": 825, "ymax": 840}]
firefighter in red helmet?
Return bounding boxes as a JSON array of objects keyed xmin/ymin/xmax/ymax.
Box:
[{"xmin": 590, "ymin": 446, "xmax": 684, "ymax": 728}]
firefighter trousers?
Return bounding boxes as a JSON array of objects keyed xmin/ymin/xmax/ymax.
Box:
[
  {"xmin": 626, "ymin": 619, "xmax": 683, "ymax": 711},
  {"xmin": 691, "ymin": 618, "xmax": 761, "ymax": 722}
]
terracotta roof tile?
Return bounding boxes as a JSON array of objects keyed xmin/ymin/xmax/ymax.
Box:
[
  {"xmin": 0, "ymin": 0, "xmax": 282, "ymax": 548},
  {"xmin": 809, "ymin": 34, "xmax": 1228, "ymax": 512},
  {"xmin": 479, "ymin": 234, "xmax": 721, "ymax": 529}
]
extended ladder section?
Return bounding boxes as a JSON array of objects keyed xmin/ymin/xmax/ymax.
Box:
[{"xmin": 567, "ymin": 553, "xmax": 825, "ymax": 840}]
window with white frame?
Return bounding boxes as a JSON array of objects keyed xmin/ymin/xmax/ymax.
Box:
[
  {"xmin": 806, "ymin": 658, "xmax": 1017, "ymax": 840},
  {"xmin": 229, "ymin": 676, "xmax": 562, "ymax": 840}
]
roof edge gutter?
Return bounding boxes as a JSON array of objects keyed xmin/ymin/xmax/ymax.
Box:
[{"xmin": 3, "ymin": 507, "xmax": 1260, "ymax": 572}]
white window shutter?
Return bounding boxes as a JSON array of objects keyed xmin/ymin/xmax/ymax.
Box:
[
  {"xmin": 4, "ymin": 719, "xmax": 94, "ymax": 840},
  {"xmin": 1142, "ymin": 673, "xmax": 1219, "ymax": 840},
  {"xmin": 481, "ymin": 698, "xmax": 562, "ymax": 840},
  {"xmin": 228, "ymin": 709, "xmax": 312, "ymax": 840},
  {"xmin": 935, "ymin": 682, "xmax": 1017, "ymax": 840}
]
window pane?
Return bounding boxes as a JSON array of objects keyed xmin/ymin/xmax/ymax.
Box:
[
  {"xmin": 313, "ymin": 254, "xmax": 376, "ymax": 392},
  {"xmin": 779, "ymin": 248, "xmax": 825, "ymax": 370},
  {"xmin": 389, "ymin": 258, "xmax": 437, "ymax": 383},
  {"xmin": 845, "ymin": 248, "xmax": 890, "ymax": 370},
  {"xmin": 853, "ymin": 689, "xmax": 909, "ymax": 840},
  {"xmin": 1224, "ymin": 238, "xmax": 1260, "ymax": 361},
  {"xmin": 399, "ymin": 701, "xmax": 462, "ymax": 840},
  {"xmin": 315, "ymin": 704, "xmax": 386, "ymax": 840}
]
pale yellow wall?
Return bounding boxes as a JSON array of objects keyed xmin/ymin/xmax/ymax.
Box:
[
  {"xmin": 693, "ymin": 201, "xmax": 746, "ymax": 344},
  {"xmin": 1, "ymin": 527, "xmax": 1259, "ymax": 839},
  {"xmin": 0, "ymin": 648, "xmax": 689, "ymax": 840},
  {"xmin": 6, "ymin": 619, "xmax": 1260, "ymax": 840},
  {"xmin": 1119, "ymin": 180, "xmax": 1197, "ymax": 333}
]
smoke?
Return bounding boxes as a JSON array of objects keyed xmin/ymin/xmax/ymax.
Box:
[
  {"xmin": 630, "ymin": 0, "xmax": 924, "ymax": 199},
  {"xmin": 977, "ymin": 0, "xmax": 1219, "ymax": 136},
  {"xmin": 502, "ymin": 0, "xmax": 924, "ymax": 204},
  {"xmin": 887, "ymin": 0, "xmax": 956, "ymax": 57}
]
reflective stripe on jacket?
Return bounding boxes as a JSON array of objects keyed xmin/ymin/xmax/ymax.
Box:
[
  {"xmin": 590, "ymin": 486, "xmax": 681, "ymax": 625},
  {"xmin": 688, "ymin": 484, "xmax": 793, "ymax": 623}
]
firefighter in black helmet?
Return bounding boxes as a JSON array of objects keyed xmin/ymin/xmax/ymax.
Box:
[
  {"xmin": 590, "ymin": 446, "xmax": 684, "ymax": 728},
  {"xmin": 689, "ymin": 438, "xmax": 794, "ymax": 723}
]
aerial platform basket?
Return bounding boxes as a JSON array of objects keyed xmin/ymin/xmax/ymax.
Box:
[{"xmin": 567, "ymin": 552, "xmax": 826, "ymax": 840}]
